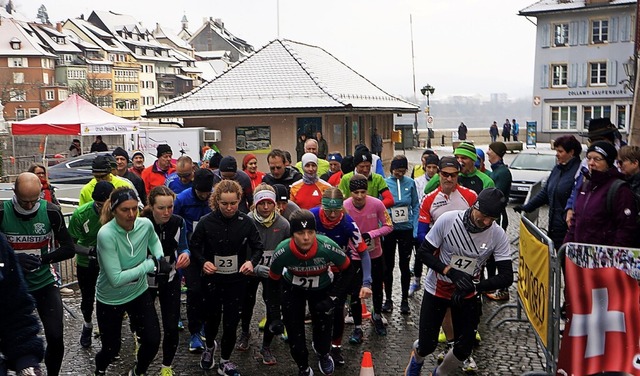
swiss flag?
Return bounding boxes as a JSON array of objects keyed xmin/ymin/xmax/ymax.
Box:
[{"xmin": 557, "ymin": 257, "xmax": 640, "ymax": 375}]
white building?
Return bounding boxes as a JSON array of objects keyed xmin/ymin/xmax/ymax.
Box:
[{"xmin": 520, "ymin": 0, "xmax": 636, "ymax": 143}]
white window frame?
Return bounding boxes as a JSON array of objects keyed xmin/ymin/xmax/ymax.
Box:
[
  {"xmin": 45, "ymin": 90, "xmax": 55, "ymax": 101},
  {"xmin": 583, "ymin": 105, "xmax": 612, "ymax": 129},
  {"xmin": 550, "ymin": 106, "xmax": 578, "ymax": 130},
  {"xmin": 13, "ymin": 72, "xmax": 24, "ymax": 84},
  {"xmin": 551, "ymin": 64, "xmax": 568, "ymax": 87},
  {"xmin": 553, "ymin": 23, "xmax": 569, "ymax": 47},
  {"xmin": 28, "ymin": 108, "xmax": 39, "ymax": 118},
  {"xmin": 590, "ymin": 62, "xmax": 607, "ymax": 86},
  {"xmin": 592, "ymin": 19, "xmax": 609, "ymax": 44}
]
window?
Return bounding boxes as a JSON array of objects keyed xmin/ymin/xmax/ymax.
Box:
[
  {"xmin": 96, "ymin": 96, "xmax": 112, "ymax": 108},
  {"xmin": 554, "ymin": 23, "xmax": 569, "ymax": 47},
  {"xmin": 8, "ymin": 57, "xmax": 25, "ymax": 67},
  {"xmin": 58, "ymin": 90, "xmax": 68, "ymax": 101},
  {"xmin": 10, "ymin": 90, "xmax": 26, "ymax": 102},
  {"xmin": 590, "ymin": 62, "xmax": 607, "ymax": 85},
  {"xmin": 29, "ymin": 109, "xmax": 39, "ymax": 118},
  {"xmin": 617, "ymin": 105, "xmax": 627, "ymax": 130},
  {"xmin": 551, "ymin": 64, "xmax": 568, "ymax": 87},
  {"xmin": 43, "ymin": 72, "xmax": 49, "ymax": 84},
  {"xmin": 45, "ymin": 90, "xmax": 55, "ymax": 101},
  {"xmin": 584, "ymin": 105, "xmax": 611, "ymax": 128},
  {"xmin": 592, "ymin": 19, "xmax": 608, "ymax": 44},
  {"xmin": 16, "ymin": 109, "xmax": 25, "ymax": 120},
  {"xmin": 550, "ymin": 106, "xmax": 578, "ymax": 130},
  {"xmin": 115, "ymin": 98, "xmax": 138, "ymax": 110},
  {"xmin": 67, "ymin": 70, "xmax": 86, "ymax": 80},
  {"xmin": 13, "ymin": 72, "xmax": 24, "ymax": 84}
]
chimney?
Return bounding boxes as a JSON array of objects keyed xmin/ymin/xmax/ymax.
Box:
[{"xmin": 56, "ymin": 22, "xmax": 62, "ymax": 32}]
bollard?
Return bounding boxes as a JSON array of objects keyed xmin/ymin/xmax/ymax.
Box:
[{"xmin": 441, "ymin": 134, "xmax": 445, "ymax": 146}]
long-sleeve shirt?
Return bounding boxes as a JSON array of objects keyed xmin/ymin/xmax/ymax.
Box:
[
  {"xmin": 339, "ymin": 171, "xmax": 395, "ymax": 208},
  {"xmin": 385, "ymin": 175, "xmax": 420, "ymax": 234},
  {"xmin": 343, "ymin": 196, "xmax": 393, "ymax": 259}
]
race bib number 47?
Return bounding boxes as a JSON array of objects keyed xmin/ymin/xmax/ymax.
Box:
[{"xmin": 450, "ymin": 255, "xmax": 477, "ymax": 276}]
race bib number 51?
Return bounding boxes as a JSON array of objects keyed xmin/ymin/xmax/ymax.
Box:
[{"xmin": 450, "ymin": 255, "xmax": 477, "ymax": 276}]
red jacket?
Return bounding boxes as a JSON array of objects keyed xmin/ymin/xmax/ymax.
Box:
[{"xmin": 141, "ymin": 162, "xmax": 176, "ymax": 194}]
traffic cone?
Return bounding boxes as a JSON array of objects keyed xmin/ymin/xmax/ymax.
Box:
[
  {"xmin": 361, "ymin": 302, "xmax": 372, "ymax": 319},
  {"xmin": 359, "ymin": 351, "xmax": 375, "ymax": 376}
]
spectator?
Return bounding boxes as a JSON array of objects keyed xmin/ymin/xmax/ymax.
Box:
[
  {"xmin": 316, "ymin": 131, "xmax": 328, "ymax": 160},
  {"xmin": 90, "ymin": 135, "xmax": 108, "ymax": 152},
  {"xmin": 512, "ymin": 119, "xmax": 520, "ymax": 142},
  {"xmin": 112, "ymin": 147, "xmax": 147, "ymax": 205},
  {"xmin": 27, "ymin": 163, "xmax": 59, "ymax": 207},
  {"xmin": 489, "ymin": 122, "xmax": 499, "ymax": 143},
  {"xmin": 242, "ymin": 154, "xmax": 266, "ymax": 190},
  {"xmin": 69, "ymin": 138, "xmax": 81, "ymax": 157},
  {"xmin": 457, "ymin": 122, "xmax": 468, "ymax": 141},
  {"xmin": 295, "ymin": 134, "xmax": 307, "ymax": 162},
  {"xmin": 142, "ymin": 144, "xmax": 176, "ymax": 195},
  {"xmin": 371, "ymin": 128, "xmax": 383, "ymax": 157},
  {"xmin": 619, "ymin": 145, "xmax": 640, "ymax": 198},
  {"xmin": 502, "ymin": 119, "xmax": 511, "ymax": 142}
]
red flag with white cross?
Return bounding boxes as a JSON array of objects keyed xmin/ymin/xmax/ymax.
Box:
[{"xmin": 557, "ymin": 257, "xmax": 640, "ymax": 375}]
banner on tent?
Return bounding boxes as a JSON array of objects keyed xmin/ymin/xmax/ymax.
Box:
[{"xmin": 82, "ymin": 124, "xmax": 138, "ymax": 135}]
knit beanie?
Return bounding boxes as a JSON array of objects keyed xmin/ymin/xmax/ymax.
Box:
[
  {"xmin": 425, "ymin": 154, "xmax": 440, "ymax": 166},
  {"xmin": 156, "ymin": 144, "xmax": 172, "ymax": 157},
  {"xmin": 489, "ymin": 142, "xmax": 507, "ymax": 158},
  {"xmin": 273, "ymin": 184, "xmax": 289, "ymax": 202},
  {"xmin": 475, "ymin": 148, "xmax": 485, "ymax": 169},
  {"xmin": 242, "ymin": 154, "xmax": 257, "ymax": 170},
  {"xmin": 92, "ymin": 155, "xmax": 112, "ymax": 174},
  {"xmin": 454, "ymin": 142, "xmax": 477, "ymax": 161},
  {"xmin": 473, "ymin": 188, "xmax": 507, "ymax": 218},
  {"xmin": 92, "ymin": 181, "xmax": 114, "ymax": 202},
  {"xmin": 131, "ymin": 150, "xmax": 144, "ymax": 160},
  {"xmin": 587, "ymin": 141, "xmax": 617, "ymax": 167},
  {"xmin": 112, "ymin": 147, "xmax": 130, "ymax": 162},
  {"xmin": 328, "ymin": 153, "xmax": 343, "ymax": 163},
  {"xmin": 202, "ymin": 149, "xmax": 216, "ymax": 162},
  {"xmin": 193, "ymin": 168, "xmax": 214, "ymax": 192},
  {"xmin": 353, "ymin": 148, "xmax": 373, "ymax": 166},
  {"xmin": 219, "ymin": 156, "xmax": 237, "ymax": 172},
  {"xmin": 289, "ymin": 209, "xmax": 316, "ymax": 235},
  {"xmin": 302, "ymin": 153, "xmax": 318, "ymax": 167}
]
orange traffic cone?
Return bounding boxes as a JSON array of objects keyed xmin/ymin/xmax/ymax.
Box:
[
  {"xmin": 361, "ymin": 302, "xmax": 372, "ymax": 320},
  {"xmin": 359, "ymin": 351, "xmax": 375, "ymax": 376}
]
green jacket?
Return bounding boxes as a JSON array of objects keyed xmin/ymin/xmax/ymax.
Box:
[
  {"xmin": 68, "ymin": 201, "xmax": 101, "ymax": 268},
  {"xmin": 424, "ymin": 168, "xmax": 495, "ymax": 196},
  {"xmin": 488, "ymin": 161, "xmax": 512, "ymax": 200}
]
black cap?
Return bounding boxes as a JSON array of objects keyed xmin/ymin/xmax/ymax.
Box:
[
  {"xmin": 354, "ymin": 148, "xmax": 372, "ymax": 165},
  {"xmin": 219, "ymin": 156, "xmax": 237, "ymax": 172},
  {"xmin": 92, "ymin": 181, "xmax": 114, "ymax": 202},
  {"xmin": 273, "ymin": 184, "xmax": 289, "ymax": 202},
  {"xmin": 92, "ymin": 155, "xmax": 112, "ymax": 174},
  {"xmin": 193, "ymin": 168, "xmax": 214, "ymax": 192},
  {"xmin": 473, "ymin": 188, "xmax": 507, "ymax": 218},
  {"xmin": 438, "ymin": 156, "xmax": 460, "ymax": 170},
  {"xmin": 112, "ymin": 147, "xmax": 130, "ymax": 162},
  {"xmin": 156, "ymin": 144, "xmax": 172, "ymax": 157}
]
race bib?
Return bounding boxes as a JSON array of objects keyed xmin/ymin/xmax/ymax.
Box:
[
  {"xmin": 391, "ymin": 206, "xmax": 409, "ymax": 223},
  {"xmin": 450, "ymin": 255, "xmax": 477, "ymax": 276},
  {"xmin": 14, "ymin": 248, "xmax": 42, "ymax": 257},
  {"xmin": 214, "ymin": 255, "xmax": 238, "ymax": 275},
  {"xmin": 291, "ymin": 274, "xmax": 320, "ymax": 289},
  {"xmin": 259, "ymin": 250, "xmax": 274, "ymax": 267}
]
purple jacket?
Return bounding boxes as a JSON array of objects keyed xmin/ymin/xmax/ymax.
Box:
[{"xmin": 564, "ymin": 168, "xmax": 638, "ymax": 247}]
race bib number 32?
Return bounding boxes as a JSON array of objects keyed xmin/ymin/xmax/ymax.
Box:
[
  {"xmin": 214, "ymin": 255, "xmax": 238, "ymax": 275},
  {"xmin": 391, "ymin": 206, "xmax": 409, "ymax": 223}
]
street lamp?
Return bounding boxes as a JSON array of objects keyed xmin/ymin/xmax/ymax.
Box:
[
  {"xmin": 621, "ymin": 55, "xmax": 636, "ymax": 93},
  {"xmin": 420, "ymin": 84, "xmax": 435, "ymax": 148}
]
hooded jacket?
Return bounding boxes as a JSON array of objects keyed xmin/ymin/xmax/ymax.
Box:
[{"xmin": 384, "ymin": 175, "xmax": 420, "ymax": 233}]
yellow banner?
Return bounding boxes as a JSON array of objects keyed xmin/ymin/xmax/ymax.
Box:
[{"xmin": 517, "ymin": 220, "xmax": 550, "ymax": 346}]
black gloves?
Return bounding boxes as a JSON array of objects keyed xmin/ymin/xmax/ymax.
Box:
[
  {"xmin": 314, "ymin": 296, "xmax": 336, "ymax": 316},
  {"xmin": 88, "ymin": 246, "xmax": 97, "ymax": 259},
  {"xmin": 447, "ymin": 268, "xmax": 475, "ymax": 295},
  {"xmin": 513, "ymin": 205, "xmax": 524, "ymax": 214},
  {"xmin": 153, "ymin": 257, "xmax": 172, "ymax": 275},
  {"xmin": 451, "ymin": 290, "xmax": 467, "ymax": 307},
  {"xmin": 361, "ymin": 232, "xmax": 371, "ymax": 244},
  {"xmin": 268, "ymin": 319, "xmax": 285, "ymax": 335},
  {"xmin": 16, "ymin": 253, "xmax": 41, "ymax": 272}
]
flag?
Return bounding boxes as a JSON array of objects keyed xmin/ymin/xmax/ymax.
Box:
[{"xmin": 557, "ymin": 257, "xmax": 640, "ymax": 375}]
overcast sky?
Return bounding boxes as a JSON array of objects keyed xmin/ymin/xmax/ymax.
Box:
[{"xmin": 15, "ymin": 0, "xmax": 538, "ymax": 100}]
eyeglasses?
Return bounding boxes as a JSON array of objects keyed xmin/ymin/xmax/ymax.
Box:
[
  {"xmin": 177, "ymin": 172, "xmax": 193, "ymax": 178},
  {"xmin": 586, "ymin": 156, "xmax": 605, "ymax": 162},
  {"xmin": 440, "ymin": 171, "xmax": 459, "ymax": 178}
]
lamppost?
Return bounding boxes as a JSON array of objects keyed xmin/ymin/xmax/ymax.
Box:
[{"xmin": 421, "ymin": 84, "xmax": 435, "ymax": 148}]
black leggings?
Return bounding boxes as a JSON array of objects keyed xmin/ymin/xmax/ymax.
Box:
[
  {"xmin": 183, "ymin": 262, "xmax": 204, "ymax": 335},
  {"xmin": 149, "ymin": 275, "xmax": 182, "ymax": 366},
  {"xmin": 416, "ymin": 292, "xmax": 481, "ymax": 361},
  {"xmin": 334, "ymin": 260, "xmax": 363, "ymax": 340},
  {"xmin": 382, "ymin": 229, "xmax": 413, "ymax": 301},
  {"xmin": 240, "ymin": 277, "xmax": 275, "ymax": 347},
  {"xmin": 94, "ymin": 290, "xmax": 160, "ymax": 374},
  {"xmin": 370, "ymin": 256, "xmax": 384, "ymax": 314},
  {"xmin": 31, "ymin": 283, "xmax": 64, "ymax": 376},
  {"xmin": 76, "ymin": 260, "xmax": 100, "ymax": 323},
  {"xmin": 202, "ymin": 278, "xmax": 247, "ymax": 360},
  {"xmin": 282, "ymin": 284, "xmax": 332, "ymax": 371},
  {"xmin": 413, "ymin": 239, "xmax": 423, "ymax": 280}
]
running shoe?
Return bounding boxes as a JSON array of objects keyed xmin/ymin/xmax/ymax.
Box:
[
  {"xmin": 80, "ymin": 325, "xmax": 92, "ymax": 348},
  {"xmin": 404, "ymin": 351, "xmax": 424, "ymax": 376},
  {"xmin": 462, "ymin": 355, "xmax": 478, "ymax": 373},
  {"xmin": 381, "ymin": 299, "xmax": 393, "ymax": 313},
  {"xmin": 160, "ymin": 366, "xmax": 175, "ymax": 376},
  {"xmin": 438, "ymin": 327, "xmax": 447, "ymax": 343},
  {"xmin": 217, "ymin": 361, "xmax": 241, "ymax": 376},
  {"xmin": 317, "ymin": 353, "xmax": 335, "ymax": 375},
  {"xmin": 408, "ymin": 281, "xmax": 421, "ymax": 297},
  {"xmin": 344, "ymin": 313, "xmax": 354, "ymax": 324},
  {"xmin": 127, "ymin": 366, "xmax": 142, "ymax": 376},
  {"xmin": 330, "ymin": 345, "xmax": 345, "ymax": 366},
  {"xmin": 259, "ymin": 346, "xmax": 277, "ymax": 365},
  {"xmin": 258, "ymin": 317, "xmax": 267, "ymax": 331},
  {"xmin": 372, "ymin": 314, "xmax": 387, "ymax": 336},
  {"xmin": 400, "ymin": 299, "xmax": 410, "ymax": 315},
  {"xmin": 235, "ymin": 331, "xmax": 250, "ymax": 351},
  {"xmin": 298, "ymin": 367, "xmax": 314, "ymax": 376},
  {"xmin": 199, "ymin": 326, "xmax": 207, "ymax": 341},
  {"xmin": 485, "ymin": 289, "xmax": 509, "ymax": 301},
  {"xmin": 281, "ymin": 328, "xmax": 289, "ymax": 342},
  {"xmin": 436, "ymin": 341, "xmax": 453, "ymax": 364},
  {"xmin": 189, "ymin": 333, "xmax": 205, "ymax": 353},
  {"xmin": 199, "ymin": 341, "xmax": 217, "ymax": 370},
  {"xmin": 475, "ymin": 331, "xmax": 481, "ymax": 345},
  {"xmin": 349, "ymin": 328, "xmax": 364, "ymax": 344}
]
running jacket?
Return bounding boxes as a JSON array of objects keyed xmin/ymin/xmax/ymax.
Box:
[
  {"xmin": 424, "ymin": 168, "xmax": 495, "ymax": 195},
  {"xmin": 68, "ymin": 201, "xmax": 101, "ymax": 268},
  {"xmin": 190, "ymin": 210, "xmax": 264, "ymax": 283},
  {"xmin": 338, "ymin": 171, "xmax": 394, "ymax": 208},
  {"xmin": 384, "ymin": 175, "xmax": 420, "ymax": 233},
  {"xmin": 173, "ymin": 188, "xmax": 212, "ymax": 236},
  {"xmin": 79, "ymin": 175, "xmax": 132, "ymax": 206},
  {"xmin": 142, "ymin": 161, "xmax": 176, "ymax": 195},
  {"xmin": 343, "ymin": 196, "xmax": 393, "ymax": 259}
]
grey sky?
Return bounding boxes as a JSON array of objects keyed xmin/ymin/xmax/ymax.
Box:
[{"xmin": 16, "ymin": 0, "xmax": 537, "ymax": 100}]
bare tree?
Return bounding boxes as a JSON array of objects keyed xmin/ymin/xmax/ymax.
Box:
[{"xmin": 69, "ymin": 71, "xmax": 113, "ymax": 108}]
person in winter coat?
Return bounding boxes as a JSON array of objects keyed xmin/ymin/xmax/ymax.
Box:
[
  {"xmin": 457, "ymin": 122, "xmax": 468, "ymax": 141},
  {"xmin": 502, "ymin": 119, "xmax": 511, "ymax": 142},
  {"xmin": 243, "ymin": 154, "xmax": 266, "ymax": 191},
  {"xmin": 514, "ymin": 135, "xmax": 582, "ymax": 250},
  {"xmin": 563, "ymin": 141, "xmax": 639, "ymax": 247},
  {"xmin": 28, "ymin": 164, "xmax": 59, "ymax": 207},
  {"xmin": 489, "ymin": 122, "xmax": 499, "ymax": 143}
]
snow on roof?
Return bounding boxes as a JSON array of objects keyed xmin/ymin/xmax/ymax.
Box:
[
  {"xmin": 154, "ymin": 24, "xmax": 192, "ymax": 50},
  {"xmin": 520, "ymin": 0, "xmax": 636, "ymax": 15},
  {"xmin": 67, "ymin": 18, "xmax": 130, "ymax": 53},
  {"xmin": 0, "ymin": 18, "xmax": 56, "ymax": 57},
  {"xmin": 30, "ymin": 23, "xmax": 82, "ymax": 53},
  {"xmin": 146, "ymin": 39, "xmax": 418, "ymax": 116}
]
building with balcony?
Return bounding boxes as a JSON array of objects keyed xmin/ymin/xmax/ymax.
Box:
[{"xmin": 520, "ymin": 0, "xmax": 636, "ymax": 142}]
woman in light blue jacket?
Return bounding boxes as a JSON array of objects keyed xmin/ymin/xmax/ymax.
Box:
[{"xmin": 382, "ymin": 155, "xmax": 420, "ymax": 315}]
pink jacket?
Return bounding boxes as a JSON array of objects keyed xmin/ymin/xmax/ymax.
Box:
[{"xmin": 344, "ymin": 196, "xmax": 393, "ymax": 259}]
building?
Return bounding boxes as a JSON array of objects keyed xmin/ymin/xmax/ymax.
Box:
[
  {"xmin": 188, "ymin": 17, "xmax": 254, "ymax": 62},
  {"xmin": 520, "ymin": 0, "xmax": 636, "ymax": 143},
  {"xmin": 145, "ymin": 39, "xmax": 418, "ymax": 167}
]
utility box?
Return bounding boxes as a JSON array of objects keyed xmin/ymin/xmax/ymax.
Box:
[{"xmin": 394, "ymin": 124, "xmax": 414, "ymax": 150}]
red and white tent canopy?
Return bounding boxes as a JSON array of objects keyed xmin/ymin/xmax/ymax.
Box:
[{"xmin": 12, "ymin": 94, "xmax": 138, "ymax": 136}]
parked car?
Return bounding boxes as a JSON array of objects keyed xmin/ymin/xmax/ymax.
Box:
[
  {"xmin": 508, "ymin": 150, "xmax": 558, "ymax": 200},
  {"xmin": 47, "ymin": 151, "xmax": 157, "ymax": 185}
]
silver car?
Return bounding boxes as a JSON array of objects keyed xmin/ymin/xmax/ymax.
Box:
[{"xmin": 508, "ymin": 150, "xmax": 558, "ymax": 200}]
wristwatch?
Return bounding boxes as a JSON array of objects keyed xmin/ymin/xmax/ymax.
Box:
[{"xmin": 18, "ymin": 367, "xmax": 43, "ymax": 376}]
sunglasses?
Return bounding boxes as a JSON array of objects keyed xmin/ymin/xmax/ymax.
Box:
[
  {"xmin": 440, "ymin": 171, "xmax": 459, "ymax": 178},
  {"xmin": 177, "ymin": 172, "xmax": 193, "ymax": 178}
]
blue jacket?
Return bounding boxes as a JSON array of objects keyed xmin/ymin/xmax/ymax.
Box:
[
  {"xmin": 384, "ymin": 175, "xmax": 419, "ymax": 235},
  {"xmin": 165, "ymin": 172, "xmax": 193, "ymax": 194},
  {"xmin": 173, "ymin": 188, "xmax": 212, "ymax": 237},
  {"xmin": 523, "ymin": 156, "xmax": 580, "ymax": 246}
]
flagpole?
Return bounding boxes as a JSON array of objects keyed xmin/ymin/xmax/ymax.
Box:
[{"xmin": 410, "ymin": 14, "xmax": 419, "ymax": 148}]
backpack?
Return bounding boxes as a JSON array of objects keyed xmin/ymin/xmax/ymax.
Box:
[{"xmin": 606, "ymin": 179, "xmax": 640, "ymax": 223}]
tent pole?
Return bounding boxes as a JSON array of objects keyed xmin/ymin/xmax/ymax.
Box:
[{"xmin": 42, "ymin": 135, "xmax": 48, "ymax": 164}]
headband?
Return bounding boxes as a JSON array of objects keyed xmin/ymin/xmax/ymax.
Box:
[
  {"xmin": 110, "ymin": 189, "xmax": 138, "ymax": 211},
  {"xmin": 349, "ymin": 178, "xmax": 368, "ymax": 192},
  {"xmin": 321, "ymin": 197, "xmax": 343, "ymax": 210},
  {"xmin": 254, "ymin": 190, "xmax": 277, "ymax": 205}
]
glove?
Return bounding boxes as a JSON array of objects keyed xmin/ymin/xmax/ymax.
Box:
[
  {"xmin": 153, "ymin": 257, "xmax": 172, "ymax": 275},
  {"xmin": 513, "ymin": 205, "xmax": 524, "ymax": 214},
  {"xmin": 253, "ymin": 265, "xmax": 270, "ymax": 279},
  {"xmin": 361, "ymin": 232, "xmax": 371, "ymax": 245},
  {"xmin": 88, "ymin": 246, "xmax": 97, "ymax": 260},
  {"xmin": 268, "ymin": 319, "xmax": 285, "ymax": 335},
  {"xmin": 314, "ymin": 296, "xmax": 336, "ymax": 316},
  {"xmin": 16, "ymin": 253, "xmax": 41, "ymax": 272},
  {"xmin": 451, "ymin": 290, "xmax": 467, "ymax": 307},
  {"xmin": 446, "ymin": 268, "xmax": 475, "ymax": 295}
]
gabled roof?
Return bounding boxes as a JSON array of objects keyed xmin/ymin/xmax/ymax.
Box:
[
  {"xmin": 0, "ymin": 17, "xmax": 56, "ymax": 57},
  {"xmin": 520, "ymin": 0, "xmax": 636, "ymax": 15},
  {"xmin": 146, "ymin": 39, "xmax": 418, "ymax": 117},
  {"xmin": 30, "ymin": 23, "xmax": 82, "ymax": 54},
  {"xmin": 188, "ymin": 18, "xmax": 253, "ymax": 57},
  {"xmin": 153, "ymin": 24, "xmax": 193, "ymax": 51},
  {"xmin": 64, "ymin": 18, "xmax": 129, "ymax": 53}
]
